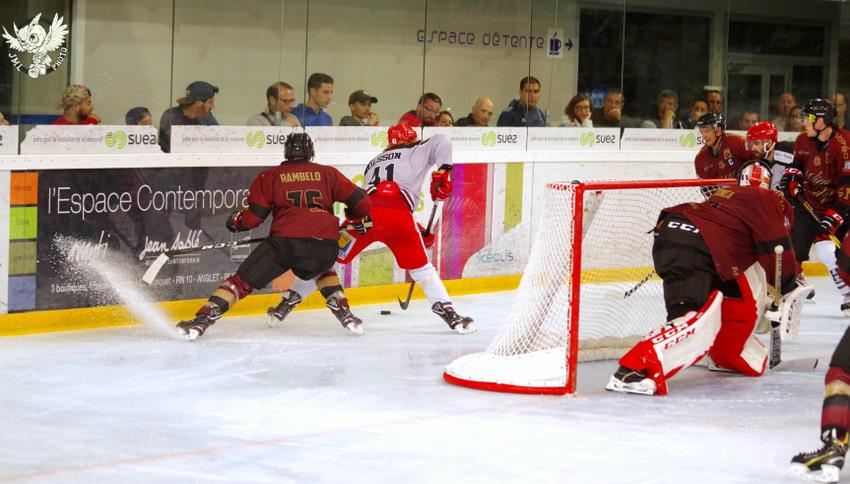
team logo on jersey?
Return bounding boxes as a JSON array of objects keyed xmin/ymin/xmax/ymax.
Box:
[
  {"xmin": 678, "ymin": 132, "xmax": 696, "ymax": 148},
  {"xmin": 2, "ymin": 13, "xmax": 68, "ymax": 78},
  {"xmin": 722, "ymin": 148, "xmax": 732, "ymax": 165},
  {"xmin": 579, "ymin": 131, "xmax": 595, "ymax": 147},
  {"xmin": 813, "ymin": 155, "xmax": 822, "ymax": 167}
]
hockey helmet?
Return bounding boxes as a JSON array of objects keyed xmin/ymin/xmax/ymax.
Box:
[
  {"xmin": 802, "ymin": 98, "xmax": 837, "ymax": 127},
  {"xmin": 387, "ymin": 123, "xmax": 418, "ymax": 148},
  {"xmin": 696, "ymin": 111, "xmax": 726, "ymax": 131},
  {"xmin": 746, "ymin": 121, "xmax": 778, "ymax": 152},
  {"xmin": 738, "ymin": 161, "xmax": 771, "ymax": 190},
  {"xmin": 284, "ymin": 132, "xmax": 315, "ymax": 161}
]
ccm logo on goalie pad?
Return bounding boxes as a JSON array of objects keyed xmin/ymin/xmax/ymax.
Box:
[
  {"xmin": 650, "ymin": 324, "xmax": 696, "ymax": 349},
  {"xmin": 667, "ymin": 221, "xmax": 700, "ymax": 234}
]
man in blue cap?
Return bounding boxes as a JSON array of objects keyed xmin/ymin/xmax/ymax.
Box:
[{"xmin": 158, "ymin": 80, "xmax": 219, "ymax": 152}]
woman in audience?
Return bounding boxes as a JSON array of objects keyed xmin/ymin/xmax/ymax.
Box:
[
  {"xmin": 560, "ymin": 94, "xmax": 593, "ymax": 128},
  {"xmin": 437, "ymin": 110, "xmax": 454, "ymax": 127}
]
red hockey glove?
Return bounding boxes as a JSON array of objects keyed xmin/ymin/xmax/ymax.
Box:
[
  {"xmin": 820, "ymin": 209, "xmax": 844, "ymax": 235},
  {"xmin": 430, "ymin": 170, "xmax": 453, "ymax": 201},
  {"xmin": 418, "ymin": 223, "xmax": 436, "ymax": 248},
  {"xmin": 777, "ymin": 168, "xmax": 802, "ymax": 201},
  {"xmin": 225, "ymin": 210, "xmax": 247, "ymax": 233}
]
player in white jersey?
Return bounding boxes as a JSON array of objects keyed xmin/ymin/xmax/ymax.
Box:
[{"xmin": 265, "ymin": 123, "xmax": 476, "ymax": 335}]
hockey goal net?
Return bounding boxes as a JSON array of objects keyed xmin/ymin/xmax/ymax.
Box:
[{"xmin": 443, "ymin": 178, "xmax": 735, "ymax": 395}]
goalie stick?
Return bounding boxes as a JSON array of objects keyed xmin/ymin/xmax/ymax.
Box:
[
  {"xmin": 142, "ymin": 222, "xmax": 372, "ymax": 285},
  {"xmin": 769, "ymin": 245, "xmax": 784, "ymax": 369},
  {"xmin": 398, "ymin": 201, "xmax": 442, "ymax": 310},
  {"xmin": 623, "ymin": 270, "xmax": 656, "ymax": 298}
]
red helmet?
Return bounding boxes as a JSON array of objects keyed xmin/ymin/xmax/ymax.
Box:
[
  {"xmin": 387, "ymin": 123, "xmax": 417, "ymax": 148},
  {"xmin": 746, "ymin": 121, "xmax": 778, "ymax": 145}
]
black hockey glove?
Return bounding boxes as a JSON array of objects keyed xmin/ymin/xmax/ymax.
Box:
[
  {"xmin": 777, "ymin": 168, "xmax": 802, "ymax": 202},
  {"xmin": 225, "ymin": 210, "xmax": 247, "ymax": 233}
]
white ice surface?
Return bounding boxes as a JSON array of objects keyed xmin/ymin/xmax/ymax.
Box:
[{"xmin": 0, "ymin": 277, "xmax": 846, "ymax": 483}]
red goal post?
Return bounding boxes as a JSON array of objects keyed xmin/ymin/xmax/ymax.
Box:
[{"xmin": 443, "ymin": 178, "xmax": 736, "ymax": 395}]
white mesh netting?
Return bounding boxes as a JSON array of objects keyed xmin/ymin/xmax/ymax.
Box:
[{"xmin": 445, "ymin": 180, "xmax": 725, "ymax": 393}]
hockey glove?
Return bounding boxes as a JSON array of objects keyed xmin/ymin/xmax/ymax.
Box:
[
  {"xmin": 777, "ymin": 168, "xmax": 802, "ymax": 201},
  {"xmin": 344, "ymin": 208, "xmax": 372, "ymax": 234},
  {"xmin": 225, "ymin": 210, "xmax": 248, "ymax": 233},
  {"xmin": 820, "ymin": 209, "xmax": 844, "ymax": 235},
  {"xmin": 430, "ymin": 170, "xmax": 453, "ymax": 201},
  {"xmin": 418, "ymin": 223, "xmax": 436, "ymax": 249}
]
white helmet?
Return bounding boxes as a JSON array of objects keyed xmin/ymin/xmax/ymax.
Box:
[{"xmin": 738, "ymin": 161, "xmax": 771, "ymax": 189}]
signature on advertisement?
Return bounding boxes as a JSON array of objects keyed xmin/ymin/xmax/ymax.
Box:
[
  {"xmin": 65, "ymin": 230, "xmax": 110, "ymax": 262},
  {"xmin": 138, "ymin": 229, "xmax": 202, "ymax": 260}
]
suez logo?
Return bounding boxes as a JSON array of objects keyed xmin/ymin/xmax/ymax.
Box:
[
  {"xmin": 245, "ymin": 130, "xmax": 287, "ymax": 149},
  {"xmin": 481, "ymin": 131, "xmax": 519, "ymax": 147},
  {"xmin": 677, "ymin": 132, "xmax": 705, "ymax": 148},
  {"xmin": 579, "ymin": 131, "xmax": 617, "ymax": 147},
  {"xmin": 104, "ymin": 130, "xmax": 157, "ymax": 149},
  {"xmin": 370, "ymin": 131, "xmax": 388, "ymax": 148}
]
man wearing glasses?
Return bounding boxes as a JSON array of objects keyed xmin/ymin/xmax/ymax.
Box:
[
  {"xmin": 399, "ymin": 92, "xmax": 442, "ymax": 127},
  {"xmin": 247, "ymin": 81, "xmax": 301, "ymax": 127}
]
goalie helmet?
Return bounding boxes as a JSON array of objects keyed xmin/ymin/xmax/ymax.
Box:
[
  {"xmin": 696, "ymin": 111, "xmax": 725, "ymax": 131},
  {"xmin": 802, "ymin": 98, "xmax": 837, "ymax": 127},
  {"xmin": 284, "ymin": 132, "xmax": 314, "ymax": 161},
  {"xmin": 738, "ymin": 161, "xmax": 771, "ymax": 190},
  {"xmin": 746, "ymin": 121, "xmax": 778, "ymax": 153},
  {"xmin": 387, "ymin": 123, "xmax": 417, "ymax": 148}
]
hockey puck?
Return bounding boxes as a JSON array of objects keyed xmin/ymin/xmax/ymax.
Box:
[{"xmin": 380, "ymin": 310, "xmax": 391, "ymax": 315}]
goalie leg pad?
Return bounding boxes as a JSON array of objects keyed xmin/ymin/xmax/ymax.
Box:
[
  {"xmin": 618, "ymin": 291, "xmax": 723, "ymax": 396},
  {"xmin": 711, "ymin": 264, "xmax": 768, "ymax": 376}
]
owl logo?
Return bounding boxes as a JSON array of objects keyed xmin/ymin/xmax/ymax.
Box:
[{"xmin": 2, "ymin": 13, "xmax": 69, "ymax": 79}]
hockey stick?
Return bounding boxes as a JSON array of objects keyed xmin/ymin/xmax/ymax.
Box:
[
  {"xmin": 769, "ymin": 245, "xmax": 784, "ymax": 369},
  {"xmin": 142, "ymin": 237, "xmax": 265, "ymax": 285},
  {"xmin": 796, "ymin": 194, "xmax": 842, "ymax": 249},
  {"xmin": 623, "ymin": 270, "xmax": 656, "ymax": 298},
  {"xmin": 398, "ymin": 201, "xmax": 442, "ymax": 310}
]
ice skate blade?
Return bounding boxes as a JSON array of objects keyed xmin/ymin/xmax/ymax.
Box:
[
  {"xmin": 177, "ymin": 328, "xmax": 200, "ymax": 341},
  {"xmin": 453, "ymin": 321, "xmax": 477, "ymax": 334},
  {"xmin": 266, "ymin": 309, "xmax": 285, "ymax": 328},
  {"xmin": 345, "ymin": 321, "xmax": 364, "ymax": 335},
  {"xmin": 604, "ymin": 375, "xmax": 657, "ymax": 395},
  {"xmin": 789, "ymin": 462, "xmax": 840, "ymax": 483}
]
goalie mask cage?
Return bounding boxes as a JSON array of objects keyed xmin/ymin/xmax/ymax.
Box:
[{"xmin": 443, "ymin": 178, "xmax": 735, "ymax": 395}]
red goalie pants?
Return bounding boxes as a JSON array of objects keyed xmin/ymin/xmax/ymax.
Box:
[{"xmin": 337, "ymin": 190, "xmax": 429, "ymax": 270}]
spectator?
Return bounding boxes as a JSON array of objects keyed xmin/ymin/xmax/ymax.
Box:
[
  {"xmin": 399, "ymin": 92, "xmax": 442, "ymax": 127},
  {"xmin": 158, "ymin": 80, "xmax": 219, "ymax": 153},
  {"xmin": 52, "ymin": 84, "xmax": 99, "ymax": 125},
  {"xmin": 705, "ymin": 90, "xmax": 723, "ymax": 113},
  {"xmin": 772, "ymin": 91, "xmax": 796, "ymax": 131},
  {"xmin": 788, "ymin": 105, "xmax": 805, "ymax": 132},
  {"xmin": 293, "ymin": 73, "xmax": 334, "ymax": 126},
  {"xmin": 830, "ymin": 92, "xmax": 847, "ymax": 129},
  {"xmin": 591, "ymin": 88, "xmax": 638, "ymax": 128},
  {"xmin": 497, "ymin": 76, "xmax": 547, "ymax": 127},
  {"xmin": 247, "ymin": 82, "xmax": 300, "ymax": 127},
  {"xmin": 560, "ymin": 94, "xmax": 593, "ymax": 128},
  {"xmin": 125, "ymin": 107, "xmax": 152, "ymax": 126},
  {"xmin": 737, "ymin": 110, "xmax": 758, "ymax": 130},
  {"xmin": 681, "ymin": 99, "xmax": 708, "ymax": 129},
  {"xmin": 455, "ymin": 97, "xmax": 495, "ymax": 127},
  {"xmin": 339, "ymin": 90, "xmax": 379, "ymax": 126},
  {"xmin": 437, "ymin": 110, "xmax": 454, "ymax": 127},
  {"xmin": 641, "ymin": 89, "xmax": 684, "ymax": 129},
  {"xmin": 0, "ymin": 112, "xmax": 9, "ymax": 125}
]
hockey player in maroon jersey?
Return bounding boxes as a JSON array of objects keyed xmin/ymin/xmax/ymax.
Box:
[
  {"xmin": 175, "ymin": 132, "xmax": 372, "ymax": 340},
  {"xmin": 779, "ymin": 98, "xmax": 850, "ymax": 318},
  {"xmin": 266, "ymin": 123, "xmax": 476, "ymax": 335},
  {"xmin": 693, "ymin": 111, "xmax": 753, "ymax": 181},
  {"xmin": 605, "ymin": 162, "xmax": 812, "ymax": 396}
]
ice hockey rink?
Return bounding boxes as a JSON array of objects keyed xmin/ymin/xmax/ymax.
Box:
[{"xmin": 0, "ymin": 276, "xmax": 845, "ymax": 484}]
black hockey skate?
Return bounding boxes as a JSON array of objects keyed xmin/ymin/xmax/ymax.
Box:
[
  {"xmin": 176, "ymin": 306, "xmax": 221, "ymax": 341},
  {"xmin": 605, "ymin": 365, "xmax": 657, "ymax": 395},
  {"xmin": 326, "ymin": 295, "xmax": 364, "ymax": 335},
  {"xmin": 790, "ymin": 430, "xmax": 848, "ymax": 483},
  {"xmin": 432, "ymin": 302, "xmax": 476, "ymax": 334},
  {"xmin": 267, "ymin": 290, "xmax": 303, "ymax": 328}
]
